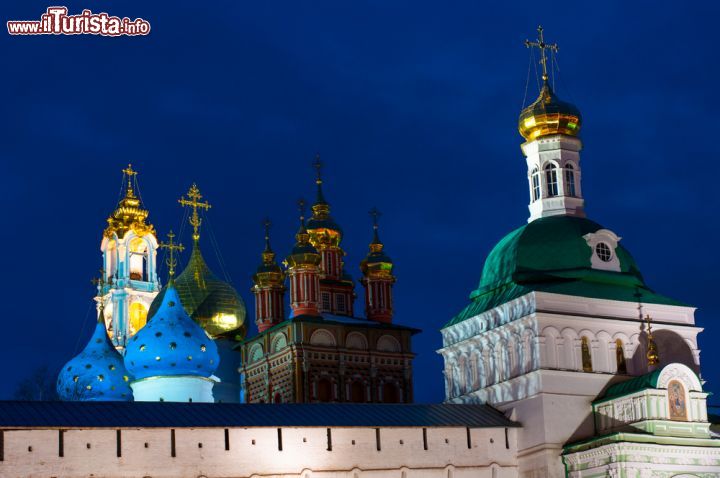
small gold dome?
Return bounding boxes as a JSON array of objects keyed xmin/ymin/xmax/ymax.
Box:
[{"xmin": 519, "ymin": 82, "xmax": 582, "ymax": 141}]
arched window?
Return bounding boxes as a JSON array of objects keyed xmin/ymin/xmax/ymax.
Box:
[
  {"xmin": 381, "ymin": 382, "xmax": 400, "ymax": 403},
  {"xmin": 545, "ymin": 164, "xmax": 559, "ymax": 197},
  {"xmin": 316, "ymin": 378, "xmax": 332, "ymax": 402},
  {"xmin": 616, "ymin": 339, "xmax": 627, "ymax": 374},
  {"xmin": 128, "ymin": 237, "xmax": 149, "ymax": 281},
  {"xmin": 564, "ymin": 164, "xmax": 576, "ymax": 197},
  {"xmin": 531, "ymin": 168, "xmax": 541, "ymax": 201},
  {"xmin": 129, "ymin": 302, "xmax": 148, "ymax": 335},
  {"xmin": 350, "ymin": 380, "xmax": 365, "ymax": 403},
  {"xmin": 581, "ymin": 336, "xmax": 593, "ymax": 372}
]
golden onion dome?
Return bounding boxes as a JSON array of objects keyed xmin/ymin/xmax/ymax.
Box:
[
  {"xmin": 519, "ymin": 81, "xmax": 582, "ymax": 141},
  {"xmin": 286, "ymin": 221, "xmax": 321, "ymax": 269},
  {"xmin": 360, "ymin": 227, "xmax": 394, "ymax": 280},
  {"xmin": 104, "ymin": 165, "xmax": 155, "ymax": 239},
  {"xmin": 149, "ymin": 240, "xmax": 247, "ymax": 339},
  {"xmin": 306, "ymin": 157, "xmax": 343, "ymax": 249},
  {"xmin": 253, "ymin": 226, "xmax": 285, "ymax": 287}
]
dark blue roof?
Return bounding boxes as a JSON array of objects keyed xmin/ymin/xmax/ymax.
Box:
[{"xmin": 0, "ymin": 401, "xmax": 518, "ymax": 429}]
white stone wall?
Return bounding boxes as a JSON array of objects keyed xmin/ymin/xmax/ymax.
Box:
[{"xmin": 0, "ymin": 426, "xmax": 519, "ymax": 478}]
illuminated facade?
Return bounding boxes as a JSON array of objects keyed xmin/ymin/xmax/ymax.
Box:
[
  {"xmin": 99, "ymin": 165, "xmax": 160, "ymax": 350},
  {"xmin": 241, "ymin": 181, "xmax": 416, "ymax": 404},
  {"xmin": 439, "ymin": 27, "xmax": 720, "ymax": 477},
  {"xmin": 46, "ymin": 26, "xmax": 720, "ymax": 478}
]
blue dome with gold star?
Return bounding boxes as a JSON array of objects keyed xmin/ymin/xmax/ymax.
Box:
[
  {"xmin": 57, "ymin": 317, "xmax": 132, "ymax": 401},
  {"xmin": 125, "ymin": 283, "xmax": 219, "ymax": 380}
]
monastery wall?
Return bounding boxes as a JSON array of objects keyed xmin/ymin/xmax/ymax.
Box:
[{"xmin": 0, "ymin": 425, "xmax": 518, "ymax": 478}]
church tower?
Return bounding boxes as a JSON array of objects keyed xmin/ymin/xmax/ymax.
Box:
[
  {"xmin": 360, "ymin": 209, "xmax": 396, "ymax": 323},
  {"xmin": 306, "ymin": 157, "xmax": 355, "ymax": 316},
  {"xmin": 286, "ymin": 201, "xmax": 322, "ymax": 317},
  {"xmin": 518, "ymin": 31, "xmax": 584, "ymax": 222},
  {"xmin": 439, "ymin": 27, "xmax": 704, "ymax": 477},
  {"xmin": 252, "ymin": 219, "xmax": 286, "ymax": 332},
  {"xmin": 100, "ymin": 165, "xmax": 160, "ymax": 350}
]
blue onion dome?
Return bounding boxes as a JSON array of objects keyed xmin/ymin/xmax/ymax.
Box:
[
  {"xmin": 126, "ymin": 283, "xmax": 219, "ymax": 380},
  {"xmin": 57, "ymin": 311, "xmax": 132, "ymax": 401},
  {"xmin": 148, "ymin": 240, "xmax": 246, "ymax": 339}
]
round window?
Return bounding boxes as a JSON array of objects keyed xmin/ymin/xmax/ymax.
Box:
[{"xmin": 595, "ymin": 242, "xmax": 613, "ymax": 262}]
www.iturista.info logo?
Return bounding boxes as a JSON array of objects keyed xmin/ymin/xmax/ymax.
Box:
[{"xmin": 7, "ymin": 6, "xmax": 150, "ymax": 36}]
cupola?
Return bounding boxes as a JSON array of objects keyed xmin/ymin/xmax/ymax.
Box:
[{"xmin": 57, "ymin": 281, "xmax": 133, "ymax": 402}]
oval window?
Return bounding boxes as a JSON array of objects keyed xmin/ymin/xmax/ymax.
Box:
[{"xmin": 595, "ymin": 242, "xmax": 613, "ymax": 262}]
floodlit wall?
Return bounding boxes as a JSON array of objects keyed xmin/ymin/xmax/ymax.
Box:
[{"xmin": 0, "ymin": 425, "xmax": 518, "ymax": 477}]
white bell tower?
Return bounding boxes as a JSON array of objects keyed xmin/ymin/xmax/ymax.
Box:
[
  {"xmin": 523, "ymin": 134, "xmax": 584, "ymax": 222},
  {"xmin": 99, "ymin": 164, "xmax": 160, "ymax": 350}
]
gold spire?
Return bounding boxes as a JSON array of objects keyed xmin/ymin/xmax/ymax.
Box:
[
  {"xmin": 104, "ymin": 164, "xmax": 154, "ymax": 239},
  {"xmin": 369, "ymin": 207, "xmax": 383, "ymax": 253},
  {"xmin": 307, "ymin": 155, "xmax": 342, "ymax": 249},
  {"xmin": 159, "ymin": 230, "xmax": 185, "ymax": 278},
  {"xmin": 121, "ymin": 164, "xmax": 138, "ymax": 198},
  {"xmin": 178, "ymin": 183, "xmax": 212, "ymax": 242},
  {"xmin": 361, "ymin": 207, "xmax": 394, "ymax": 279},
  {"xmin": 253, "ymin": 218, "xmax": 285, "ymax": 288},
  {"xmin": 296, "ymin": 198, "xmax": 309, "ymax": 241},
  {"xmin": 286, "ymin": 199, "xmax": 321, "ymax": 269},
  {"xmin": 262, "ymin": 218, "xmax": 275, "ymax": 263},
  {"xmin": 645, "ymin": 314, "xmax": 660, "ymax": 367},
  {"xmin": 313, "ymin": 154, "xmax": 327, "ymax": 206},
  {"xmin": 525, "ymin": 25, "xmax": 558, "ymax": 83}
]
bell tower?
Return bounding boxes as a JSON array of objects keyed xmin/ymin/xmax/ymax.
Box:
[
  {"xmin": 520, "ymin": 26, "xmax": 584, "ymax": 222},
  {"xmin": 99, "ymin": 164, "xmax": 159, "ymax": 350},
  {"xmin": 286, "ymin": 200, "xmax": 322, "ymax": 317},
  {"xmin": 252, "ymin": 219, "xmax": 286, "ymax": 332},
  {"xmin": 360, "ymin": 208, "xmax": 396, "ymax": 323}
]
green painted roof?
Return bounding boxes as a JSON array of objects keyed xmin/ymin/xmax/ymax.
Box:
[
  {"xmin": 445, "ymin": 216, "xmax": 685, "ymax": 328},
  {"xmin": 597, "ymin": 369, "xmax": 662, "ymax": 402}
]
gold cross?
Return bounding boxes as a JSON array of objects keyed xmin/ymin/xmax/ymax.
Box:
[
  {"xmin": 159, "ymin": 230, "xmax": 185, "ymax": 277},
  {"xmin": 263, "ymin": 217, "xmax": 272, "ymax": 247},
  {"xmin": 313, "ymin": 154, "xmax": 323, "ymax": 184},
  {"xmin": 91, "ymin": 269, "xmax": 109, "ymax": 294},
  {"xmin": 91, "ymin": 269, "xmax": 109, "ymax": 314},
  {"xmin": 369, "ymin": 207, "xmax": 381, "ymax": 229},
  {"xmin": 178, "ymin": 183, "xmax": 212, "ymax": 241},
  {"xmin": 644, "ymin": 314, "xmax": 660, "ymax": 366},
  {"xmin": 525, "ymin": 25, "xmax": 558, "ymax": 82},
  {"xmin": 122, "ymin": 164, "xmax": 138, "ymax": 197},
  {"xmin": 297, "ymin": 198, "xmax": 306, "ymax": 222}
]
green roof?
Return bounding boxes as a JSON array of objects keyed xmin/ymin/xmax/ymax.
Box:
[
  {"xmin": 445, "ymin": 216, "xmax": 685, "ymax": 328},
  {"xmin": 596, "ymin": 369, "xmax": 662, "ymax": 402}
]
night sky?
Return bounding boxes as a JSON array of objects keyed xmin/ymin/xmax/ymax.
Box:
[{"xmin": 2, "ymin": 1, "xmax": 719, "ymax": 404}]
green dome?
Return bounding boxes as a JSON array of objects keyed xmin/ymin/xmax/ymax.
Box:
[
  {"xmin": 446, "ymin": 216, "xmax": 684, "ymax": 328},
  {"xmin": 474, "ymin": 216, "xmax": 642, "ymax": 296}
]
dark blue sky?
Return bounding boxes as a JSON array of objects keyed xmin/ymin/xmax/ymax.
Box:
[{"xmin": 2, "ymin": 1, "xmax": 719, "ymax": 404}]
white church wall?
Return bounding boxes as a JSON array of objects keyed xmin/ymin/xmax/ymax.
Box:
[
  {"xmin": 0, "ymin": 426, "xmax": 519, "ymax": 478},
  {"xmin": 440, "ymin": 292, "xmax": 704, "ymax": 478}
]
